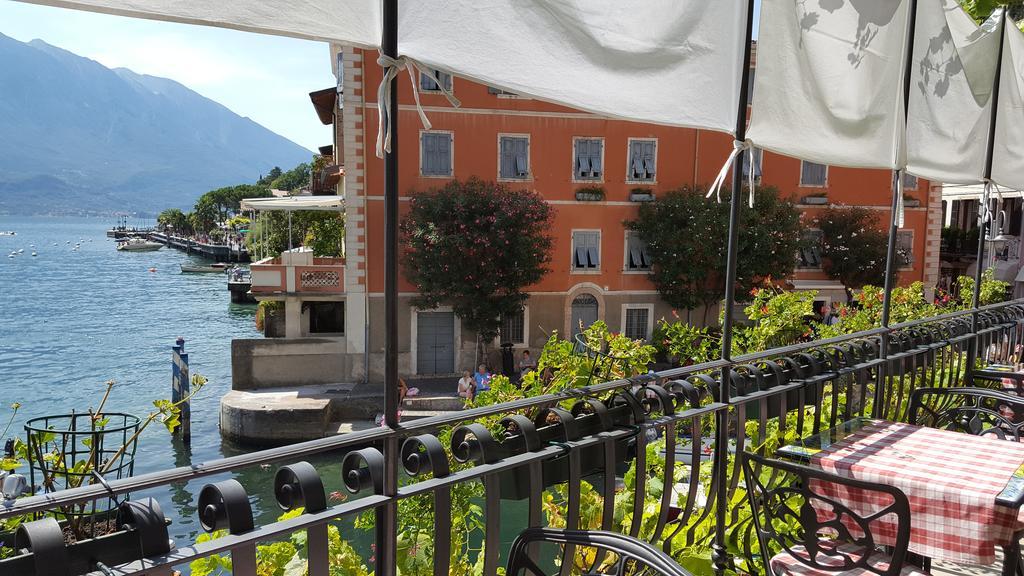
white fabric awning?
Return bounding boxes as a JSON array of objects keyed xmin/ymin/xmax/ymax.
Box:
[
  {"xmin": 942, "ymin": 184, "xmax": 1024, "ymax": 201},
  {"xmin": 240, "ymin": 195, "xmax": 344, "ymax": 212},
  {"xmin": 747, "ymin": 0, "xmax": 912, "ymax": 169},
  {"xmin": 11, "ymin": 0, "xmax": 1024, "ymax": 192},
  {"xmin": 993, "ymin": 22, "xmax": 1024, "ymax": 192},
  {"xmin": 906, "ymin": 1, "xmax": 1002, "ymax": 184}
]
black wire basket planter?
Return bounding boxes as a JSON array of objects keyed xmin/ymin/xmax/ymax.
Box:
[{"xmin": 23, "ymin": 412, "xmax": 141, "ymax": 540}]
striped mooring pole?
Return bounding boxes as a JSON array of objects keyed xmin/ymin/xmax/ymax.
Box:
[{"xmin": 171, "ymin": 337, "xmax": 191, "ymax": 444}]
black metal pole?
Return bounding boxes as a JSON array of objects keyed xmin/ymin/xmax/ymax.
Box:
[
  {"xmin": 874, "ymin": 0, "xmax": 919, "ymax": 417},
  {"xmin": 712, "ymin": 2, "xmax": 755, "ymax": 575},
  {"xmin": 378, "ymin": 1, "xmax": 400, "ymax": 575},
  {"xmin": 968, "ymin": 10, "xmax": 1007, "ymax": 374}
]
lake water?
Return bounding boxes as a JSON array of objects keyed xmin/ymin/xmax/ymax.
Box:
[{"xmin": 0, "ymin": 215, "xmax": 311, "ymax": 546}]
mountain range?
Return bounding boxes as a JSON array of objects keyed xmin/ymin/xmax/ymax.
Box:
[{"xmin": 0, "ymin": 32, "xmax": 313, "ymax": 215}]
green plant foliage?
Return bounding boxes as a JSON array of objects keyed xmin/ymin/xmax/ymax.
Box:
[
  {"xmin": 815, "ymin": 205, "xmax": 889, "ymax": 299},
  {"xmin": 731, "ymin": 287, "xmax": 817, "ymax": 355},
  {"xmin": 957, "ymin": 267, "xmax": 1011, "ymax": 308},
  {"xmin": 652, "ymin": 314, "xmax": 718, "ymax": 365},
  {"xmin": 627, "ymin": 186, "xmax": 803, "ymax": 322},
  {"xmin": 401, "ymin": 177, "xmax": 555, "ymax": 341}
]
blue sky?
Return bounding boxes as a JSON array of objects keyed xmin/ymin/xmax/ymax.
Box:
[{"xmin": 0, "ymin": 0, "xmax": 336, "ymax": 152}]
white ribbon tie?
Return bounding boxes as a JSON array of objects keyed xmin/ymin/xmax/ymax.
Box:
[
  {"xmin": 376, "ymin": 54, "xmax": 461, "ymax": 159},
  {"xmin": 706, "ymin": 140, "xmax": 757, "ymax": 207}
]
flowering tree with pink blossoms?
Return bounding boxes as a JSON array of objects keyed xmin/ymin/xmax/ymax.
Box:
[{"xmin": 401, "ymin": 178, "xmax": 554, "ymax": 341}]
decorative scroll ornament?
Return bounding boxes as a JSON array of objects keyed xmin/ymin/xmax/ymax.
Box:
[
  {"xmin": 401, "ymin": 434, "xmax": 450, "ymax": 478},
  {"xmin": 275, "ymin": 462, "xmax": 327, "ymax": 513}
]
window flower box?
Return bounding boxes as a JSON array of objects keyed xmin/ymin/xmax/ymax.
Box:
[
  {"xmin": 575, "ymin": 186, "xmax": 605, "ymax": 202},
  {"xmin": 629, "ymin": 189, "xmax": 656, "ymax": 203},
  {"xmin": 802, "ymin": 195, "xmax": 828, "ymax": 205}
]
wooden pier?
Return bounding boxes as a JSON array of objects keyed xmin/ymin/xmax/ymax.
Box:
[{"xmin": 149, "ymin": 232, "xmax": 250, "ymax": 262}]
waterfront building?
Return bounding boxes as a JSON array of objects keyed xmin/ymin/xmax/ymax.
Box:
[{"xmin": 247, "ymin": 44, "xmax": 937, "ymax": 384}]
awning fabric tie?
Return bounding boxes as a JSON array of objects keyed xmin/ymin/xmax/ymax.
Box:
[
  {"xmin": 705, "ymin": 140, "xmax": 756, "ymax": 207},
  {"xmin": 376, "ymin": 53, "xmax": 461, "ymax": 158}
]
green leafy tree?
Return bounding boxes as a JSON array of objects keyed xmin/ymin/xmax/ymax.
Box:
[
  {"xmin": 247, "ymin": 211, "xmax": 345, "ymax": 258},
  {"xmin": 270, "ymin": 163, "xmax": 311, "ymax": 192},
  {"xmin": 959, "ymin": 0, "xmax": 1024, "ymax": 25},
  {"xmin": 957, "ymin": 267, "xmax": 1011, "ymax": 307},
  {"xmin": 627, "ymin": 186, "xmax": 803, "ymax": 324},
  {"xmin": 401, "ymin": 178, "xmax": 554, "ymax": 342},
  {"xmin": 816, "ymin": 206, "xmax": 890, "ymax": 301},
  {"xmin": 258, "ymin": 166, "xmax": 283, "ymax": 187},
  {"xmin": 156, "ymin": 208, "xmax": 191, "ymax": 234}
]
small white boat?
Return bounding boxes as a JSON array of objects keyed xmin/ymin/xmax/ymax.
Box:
[
  {"xmin": 31, "ymin": 251, "xmax": 37, "ymax": 257},
  {"xmin": 181, "ymin": 262, "xmax": 230, "ymax": 273},
  {"xmin": 0, "ymin": 231, "xmax": 15, "ymax": 236},
  {"xmin": 116, "ymin": 238, "xmax": 163, "ymax": 252}
]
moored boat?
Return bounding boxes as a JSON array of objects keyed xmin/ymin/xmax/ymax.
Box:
[
  {"xmin": 116, "ymin": 238, "xmax": 163, "ymax": 252},
  {"xmin": 181, "ymin": 262, "xmax": 230, "ymax": 273}
]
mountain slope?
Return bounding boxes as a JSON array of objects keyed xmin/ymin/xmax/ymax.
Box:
[{"xmin": 0, "ymin": 33, "xmax": 313, "ymax": 215}]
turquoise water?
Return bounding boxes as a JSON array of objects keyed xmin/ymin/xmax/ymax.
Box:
[{"xmin": 0, "ymin": 215, "xmax": 286, "ymax": 544}]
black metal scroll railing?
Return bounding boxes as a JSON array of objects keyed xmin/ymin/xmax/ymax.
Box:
[{"xmin": 1, "ymin": 301, "xmax": 1023, "ymax": 576}]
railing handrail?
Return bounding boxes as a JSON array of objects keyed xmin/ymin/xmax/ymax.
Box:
[{"xmin": 3, "ymin": 298, "xmax": 1022, "ymax": 521}]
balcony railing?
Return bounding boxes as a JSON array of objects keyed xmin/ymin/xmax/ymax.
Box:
[
  {"xmin": 250, "ymin": 254, "xmax": 345, "ymax": 295},
  {"xmin": 2, "ymin": 300, "xmax": 1022, "ymax": 576}
]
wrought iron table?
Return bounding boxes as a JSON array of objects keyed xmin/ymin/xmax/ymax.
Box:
[{"xmin": 777, "ymin": 418, "xmax": 1024, "ymax": 568}]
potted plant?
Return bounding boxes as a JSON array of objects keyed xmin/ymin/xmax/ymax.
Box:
[
  {"xmin": 629, "ymin": 188, "xmax": 656, "ymax": 203},
  {"xmin": 575, "ymin": 186, "xmax": 605, "ymax": 202},
  {"xmin": 802, "ymin": 193, "xmax": 828, "ymax": 205},
  {"xmin": 0, "ymin": 378, "xmax": 204, "ymax": 557}
]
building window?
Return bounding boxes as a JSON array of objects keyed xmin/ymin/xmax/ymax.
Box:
[
  {"xmin": 797, "ymin": 229, "xmax": 824, "ymax": 269},
  {"xmin": 625, "ymin": 232, "xmax": 651, "ymax": 271},
  {"xmin": 747, "ymin": 66, "xmax": 756, "ymax": 103},
  {"xmin": 574, "ymin": 138, "xmax": 603, "ymax": 181},
  {"xmin": 420, "ymin": 70, "xmax": 452, "ymax": 92},
  {"xmin": 800, "ymin": 161, "xmax": 828, "ymax": 187},
  {"xmin": 623, "ymin": 306, "xmax": 651, "ymax": 341},
  {"xmin": 500, "ymin": 306, "xmax": 525, "ymax": 345},
  {"xmin": 628, "ymin": 139, "xmax": 656, "ymax": 182},
  {"xmin": 572, "ymin": 230, "xmax": 600, "ymax": 270},
  {"xmin": 487, "ymin": 86, "xmax": 517, "ymax": 96},
  {"xmin": 742, "ymin": 147, "xmax": 763, "ymax": 182},
  {"xmin": 307, "ymin": 302, "xmax": 344, "ymax": 334},
  {"xmin": 499, "ymin": 135, "xmax": 529, "ymax": 180},
  {"xmin": 903, "ymin": 172, "xmax": 919, "ymax": 190},
  {"xmin": 421, "ymin": 132, "xmax": 452, "ymax": 177},
  {"xmin": 896, "ymin": 230, "xmax": 914, "ymax": 269}
]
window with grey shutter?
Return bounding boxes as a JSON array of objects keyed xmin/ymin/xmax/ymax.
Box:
[
  {"xmin": 903, "ymin": 173, "xmax": 919, "ymax": 190},
  {"xmin": 896, "ymin": 231, "xmax": 914, "ymax": 268},
  {"xmin": 742, "ymin": 147, "xmax": 763, "ymax": 181},
  {"xmin": 500, "ymin": 307, "xmax": 525, "ymax": 344},
  {"xmin": 572, "ymin": 231, "xmax": 600, "ymax": 269},
  {"xmin": 420, "ymin": 70, "xmax": 452, "ymax": 92},
  {"xmin": 626, "ymin": 233, "xmax": 651, "ymax": 270},
  {"xmin": 421, "ymin": 132, "xmax": 452, "ymax": 177},
  {"xmin": 499, "ymin": 136, "xmax": 529, "ymax": 179},
  {"xmin": 574, "ymin": 139, "xmax": 603, "ymax": 180},
  {"xmin": 800, "ymin": 161, "xmax": 827, "ymax": 187},
  {"xmin": 797, "ymin": 229, "xmax": 823, "ymax": 269},
  {"xmin": 629, "ymin": 140, "xmax": 656, "ymax": 182},
  {"xmin": 624, "ymin": 308, "xmax": 650, "ymax": 341}
]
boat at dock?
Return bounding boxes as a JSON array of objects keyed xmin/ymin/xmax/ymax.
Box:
[
  {"xmin": 116, "ymin": 238, "xmax": 163, "ymax": 252},
  {"xmin": 181, "ymin": 262, "xmax": 231, "ymax": 273},
  {"xmin": 227, "ymin": 268, "xmax": 256, "ymax": 303}
]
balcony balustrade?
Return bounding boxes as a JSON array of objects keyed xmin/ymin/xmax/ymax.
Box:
[
  {"xmin": 2, "ymin": 300, "xmax": 1023, "ymax": 576},
  {"xmin": 250, "ymin": 249, "xmax": 345, "ymax": 295}
]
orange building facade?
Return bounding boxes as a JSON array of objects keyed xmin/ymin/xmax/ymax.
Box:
[{"xmin": 329, "ymin": 46, "xmax": 941, "ymax": 380}]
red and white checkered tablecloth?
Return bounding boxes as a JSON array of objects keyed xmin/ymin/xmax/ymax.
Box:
[{"xmin": 809, "ymin": 420, "xmax": 1024, "ymax": 565}]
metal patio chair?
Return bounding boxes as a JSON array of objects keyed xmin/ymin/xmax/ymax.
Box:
[
  {"xmin": 506, "ymin": 527, "xmax": 694, "ymax": 576},
  {"xmin": 741, "ymin": 452, "xmax": 926, "ymax": 576},
  {"xmin": 908, "ymin": 387, "xmax": 1024, "ymax": 441}
]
